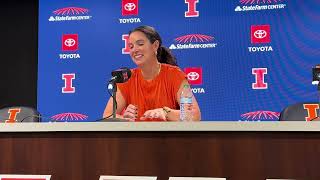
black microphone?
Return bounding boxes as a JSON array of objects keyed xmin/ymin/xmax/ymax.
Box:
[{"xmin": 109, "ymin": 67, "xmax": 132, "ymax": 83}]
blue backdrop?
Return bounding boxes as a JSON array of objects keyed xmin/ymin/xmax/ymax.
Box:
[{"xmin": 38, "ymin": 0, "xmax": 320, "ymax": 122}]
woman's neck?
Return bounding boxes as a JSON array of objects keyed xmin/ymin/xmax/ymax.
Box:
[{"xmin": 140, "ymin": 61, "xmax": 161, "ymax": 80}]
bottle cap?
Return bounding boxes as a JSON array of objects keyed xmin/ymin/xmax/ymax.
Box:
[{"xmin": 183, "ymin": 84, "xmax": 190, "ymax": 88}]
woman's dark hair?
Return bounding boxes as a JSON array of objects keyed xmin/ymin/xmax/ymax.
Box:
[{"xmin": 129, "ymin": 25, "xmax": 178, "ymax": 66}]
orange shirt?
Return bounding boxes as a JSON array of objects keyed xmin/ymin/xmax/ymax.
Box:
[{"xmin": 118, "ymin": 63, "xmax": 186, "ymax": 121}]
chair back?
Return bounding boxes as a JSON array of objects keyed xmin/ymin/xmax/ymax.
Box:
[
  {"xmin": 279, "ymin": 102, "xmax": 319, "ymax": 121},
  {"xmin": 0, "ymin": 106, "xmax": 41, "ymax": 123}
]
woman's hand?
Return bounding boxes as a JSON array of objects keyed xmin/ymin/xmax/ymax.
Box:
[
  {"xmin": 140, "ymin": 108, "xmax": 167, "ymax": 121},
  {"xmin": 123, "ymin": 104, "xmax": 138, "ymax": 121}
]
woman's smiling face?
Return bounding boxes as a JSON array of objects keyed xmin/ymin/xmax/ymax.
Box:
[{"xmin": 128, "ymin": 31, "xmax": 159, "ymax": 66}]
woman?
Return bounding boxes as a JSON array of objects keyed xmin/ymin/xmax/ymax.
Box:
[{"xmin": 103, "ymin": 25, "xmax": 201, "ymax": 121}]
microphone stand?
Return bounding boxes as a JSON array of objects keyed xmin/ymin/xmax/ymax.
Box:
[
  {"xmin": 111, "ymin": 80, "xmax": 117, "ymax": 119},
  {"xmin": 104, "ymin": 80, "xmax": 128, "ymax": 122}
]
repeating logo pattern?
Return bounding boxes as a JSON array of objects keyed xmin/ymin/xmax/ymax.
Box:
[
  {"xmin": 303, "ymin": 104, "xmax": 319, "ymax": 121},
  {"xmin": 184, "ymin": 67, "xmax": 206, "ymax": 94},
  {"xmin": 185, "ymin": 0, "xmax": 199, "ymax": 17},
  {"xmin": 49, "ymin": 7, "xmax": 92, "ymax": 21},
  {"xmin": 241, "ymin": 111, "xmax": 280, "ymax": 121},
  {"xmin": 251, "ymin": 25, "xmax": 270, "ymax": 44},
  {"xmin": 62, "ymin": 74, "xmax": 76, "ymax": 93},
  {"xmin": 53, "ymin": 7, "xmax": 89, "ymax": 15},
  {"xmin": 249, "ymin": 25, "xmax": 273, "ymax": 53},
  {"xmin": 235, "ymin": 0, "xmax": 286, "ymax": 12},
  {"xmin": 60, "ymin": 34, "xmax": 80, "ymax": 60},
  {"xmin": 185, "ymin": 67, "xmax": 202, "ymax": 85},
  {"xmin": 119, "ymin": 0, "xmax": 141, "ymax": 23},
  {"xmin": 38, "ymin": 0, "xmax": 309, "ymax": 121},
  {"xmin": 252, "ymin": 68, "xmax": 268, "ymax": 89},
  {"xmin": 62, "ymin": 34, "xmax": 78, "ymax": 51},
  {"xmin": 240, "ymin": 0, "xmax": 283, "ymax": 4},
  {"xmin": 51, "ymin": 113, "xmax": 88, "ymax": 121},
  {"xmin": 122, "ymin": 34, "xmax": 130, "ymax": 54},
  {"xmin": 175, "ymin": 34, "xmax": 213, "ymax": 43},
  {"xmin": 169, "ymin": 34, "xmax": 217, "ymax": 50},
  {"xmin": 5, "ymin": 108, "xmax": 21, "ymax": 123},
  {"xmin": 122, "ymin": 0, "xmax": 138, "ymax": 16}
]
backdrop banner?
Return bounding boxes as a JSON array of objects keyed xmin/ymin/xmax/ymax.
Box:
[{"xmin": 38, "ymin": 0, "xmax": 320, "ymax": 122}]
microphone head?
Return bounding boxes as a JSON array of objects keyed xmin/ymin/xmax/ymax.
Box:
[{"xmin": 111, "ymin": 67, "xmax": 132, "ymax": 83}]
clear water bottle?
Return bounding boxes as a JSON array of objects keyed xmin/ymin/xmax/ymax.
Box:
[{"xmin": 180, "ymin": 84, "xmax": 193, "ymax": 121}]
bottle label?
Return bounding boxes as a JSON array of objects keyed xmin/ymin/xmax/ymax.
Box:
[{"xmin": 180, "ymin": 97, "xmax": 192, "ymax": 104}]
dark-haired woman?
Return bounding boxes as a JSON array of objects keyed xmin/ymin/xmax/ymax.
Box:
[{"xmin": 103, "ymin": 25, "xmax": 201, "ymax": 121}]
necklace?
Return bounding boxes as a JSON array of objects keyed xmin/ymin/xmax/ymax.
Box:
[
  {"xmin": 141, "ymin": 63, "xmax": 161, "ymax": 80},
  {"xmin": 156, "ymin": 63, "xmax": 161, "ymax": 76}
]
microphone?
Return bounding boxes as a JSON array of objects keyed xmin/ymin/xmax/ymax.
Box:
[
  {"xmin": 108, "ymin": 67, "xmax": 131, "ymax": 119},
  {"xmin": 109, "ymin": 67, "xmax": 132, "ymax": 83}
]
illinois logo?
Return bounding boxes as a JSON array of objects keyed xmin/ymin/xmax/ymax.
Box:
[
  {"xmin": 5, "ymin": 108, "xmax": 21, "ymax": 123},
  {"xmin": 51, "ymin": 113, "xmax": 88, "ymax": 121},
  {"xmin": 252, "ymin": 68, "xmax": 268, "ymax": 89},
  {"xmin": 122, "ymin": 34, "xmax": 130, "ymax": 54},
  {"xmin": 303, "ymin": 104, "xmax": 319, "ymax": 121},
  {"xmin": 62, "ymin": 73, "xmax": 76, "ymax": 93},
  {"xmin": 241, "ymin": 111, "xmax": 280, "ymax": 121},
  {"xmin": 169, "ymin": 34, "xmax": 217, "ymax": 50},
  {"xmin": 235, "ymin": 0, "xmax": 286, "ymax": 12},
  {"xmin": 185, "ymin": 0, "xmax": 199, "ymax": 17},
  {"xmin": 48, "ymin": 7, "xmax": 92, "ymax": 22}
]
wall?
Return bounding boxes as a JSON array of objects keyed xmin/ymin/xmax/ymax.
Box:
[{"xmin": 0, "ymin": 0, "xmax": 38, "ymax": 108}]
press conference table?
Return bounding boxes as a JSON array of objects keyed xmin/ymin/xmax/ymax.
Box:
[
  {"xmin": 1, "ymin": 121, "xmax": 320, "ymax": 132},
  {"xmin": 0, "ymin": 122, "xmax": 320, "ymax": 180}
]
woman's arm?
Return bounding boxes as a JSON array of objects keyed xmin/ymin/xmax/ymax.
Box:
[{"xmin": 165, "ymin": 80, "xmax": 201, "ymax": 121}]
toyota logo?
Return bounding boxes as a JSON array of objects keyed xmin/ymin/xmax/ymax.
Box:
[
  {"xmin": 64, "ymin": 38, "xmax": 76, "ymax": 47},
  {"xmin": 124, "ymin": 3, "xmax": 136, "ymax": 11},
  {"xmin": 254, "ymin": 30, "xmax": 267, "ymax": 39},
  {"xmin": 187, "ymin": 72, "xmax": 199, "ymax": 81}
]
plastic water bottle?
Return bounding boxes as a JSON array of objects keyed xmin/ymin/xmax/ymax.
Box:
[{"xmin": 180, "ymin": 84, "xmax": 193, "ymax": 121}]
